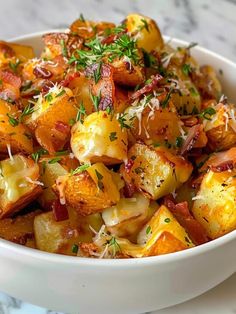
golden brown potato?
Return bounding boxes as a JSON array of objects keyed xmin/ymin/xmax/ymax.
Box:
[
  {"xmin": 0, "ymin": 99, "xmax": 33, "ymax": 154},
  {"xmin": 0, "ymin": 154, "xmax": 42, "ymax": 218},
  {"xmin": 192, "ymin": 170, "xmax": 236, "ymax": 239},
  {"xmin": 102, "ymin": 193, "xmax": 158, "ymax": 238},
  {"xmin": 71, "ymin": 111, "xmax": 128, "ymax": 165},
  {"xmin": 121, "ymin": 143, "xmax": 193, "ymax": 200},
  {"xmin": 112, "ymin": 57, "xmax": 145, "ymax": 87},
  {"xmin": 0, "ymin": 41, "xmax": 34, "ymax": 67},
  {"xmin": 137, "ymin": 205, "xmax": 194, "ymax": 256},
  {"xmin": 70, "ymin": 19, "xmax": 115, "ymax": 39},
  {"xmin": 27, "ymin": 86, "xmax": 78, "ymax": 153},
  {"xmin": 192, "ymin": 65, "xmax": 222, "ymax": 101},
  {"xmin": 55, "ymin": 163, "xmax": 121, "ymax": 215},
  {"xmin": 203, "ymin": 102, "xmax": 236, "ymax": 151},
  {"xmin": 125, "ymin": 13, "xmax": 164, "ymax": 52},
  {"xmin": 0, "ymin": 210, "xmax": 41, "ymax": 247},
  {"xmin": 34, "ymin": 209, "xmax": 103, "ymax": 255},
  {"xmin": 38, "ymin": 160, "xmax": 68, "ymax": 209},
  {"xmin": 126, "ymin": 100, "xmax": 182, "ymax": 147}
]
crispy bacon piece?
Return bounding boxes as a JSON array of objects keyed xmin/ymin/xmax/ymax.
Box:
[
  {"xmin": 211, "ymin": 160, "xmax": 234, "ymax": 172},
  {"xmin": 60, "ymin": 72, "xmax": 80, "ymax": 87},
  {"xmin": 33, "ymin": 66, "xmax": 52, "ymax": 79},
  {"xmin": 130, "ymin": 74, "xmax": 163, "ymax": 100},
  {"xmin": 164, "ymin": 198, "xmax": 208, "ymax": 245},
  {"xmin": 123, "ymin": 182, "xmax": 136, "ymax": 198},
  {"xmin": 55, "ymin": 121, "xmax": 70, "ymax": 134},
  {"xmin": 52, "ymin": 199, "xmax": 69, "ymax": 222},
  {"xmin": 87, "ymin": 63, "xmax": 115, "ymax": 111},
  {"xmin": 181, "ymin": 124, "xmax": 202, "ymax": 155}
]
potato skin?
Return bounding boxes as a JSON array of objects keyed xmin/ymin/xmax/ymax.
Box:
[
  {"xmin": 0, "ymin": 210, "xmax": 41, "ymax": 247},
  {"xmin": 56, "ymin": 163, "xmax": 120, "ymax": 216},
  {"xmin": 121, "ymin": 143, "xmax": 193, "ymax": 200},
  {"xmin": 27, "ymin": 88, "xmax": 78, "ymax": 153},
  {"xmin": 71, "ymin": 111, "xmax": 128, "ymax": 165},
  {"xmin": 137, "ymin": 205, "xmax": 194, "ymax": 256},
  {"xmin": 0, "ymin": 99, "xmax": 33, "ymax": 154},
  {"xmin": 192, "ymin": 170, "xmax": 236, "ymax": 239},
  {"xmin": 125, "ymin": 13, "xmax": 164, "ymax": 52},
  {"xmin": 34, "ymin": 210, "xmax": 103, "ymax": 254},
  {"xmin": 0, "ymin": 154, "xmax": 42, "ymax": 218}
]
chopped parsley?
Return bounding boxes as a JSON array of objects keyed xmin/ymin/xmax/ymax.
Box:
[
  {"xmin": 9, "ymin": 59, "xmax": 21, "ymax": 73},
  {"xmin": 146, "ymin": 225, "xmax": 152, "ymax": 235},
  {"xmin": 60, "ymin": 39, "xmax": 68, "ymax": 58},
  {"xmin": 95, "ymin": 169, "xmax": 104, "ymax": 190},
  {"xmin": 139, "ymin": 18, "xmax": 150, "ymax": 32},
  {"xmin": 199, "ymin": 107, "xmax": 216, "ymax": 120},
  {"xmin": 182, "ymin": 63, "xmax": 192, "ymax": 76},
  {"xmin": 176, "ymin": 136, "xmax": 183, "ymax": 148},
  {"xmin": 109, "ymin": 131, "xmax": 117, "ymax": 142},
  {"xmin": 117, "ymin": 112, "xmax": 134, "ymax": 129},
  {"xmin": 71, "ymin": 164, "xmax": 90, "ymax": 175},
  {"xmin": 76, "ymin": 102, "xmax": 87, "ymax": 123},
  {"xmin": 72, "ymin": 244, "xmax": 79, "ymax": 254},
  {"xmin": 90, "ymin": 92, "xmax": 101, "ymax": 111},
  {"xmin": 93, "ymin": 62, "xmax": 102, "ymax": 84},
  {"xmin": 7, "ymin": 113, "xmax": 18, "ymax": 127},
  {"xmin": 79, "ymin": 13, "xmax": 85, "ymax": 22},
  {"xmin": 161, "ymin": 88, "xmax": 174, "ymax": 108},
  {"xmin": 48, "ymin": 157, "xmax": 62, "ymax": 164},
  {"xmin": 164, "ymin": 218, "xmax": 171, "ymax": 223},
  {"xmin": 31, "ymin": 148, "xmax": 48, "ymax": 163}
]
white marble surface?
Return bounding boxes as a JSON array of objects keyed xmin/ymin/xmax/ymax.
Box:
[{"xmin": 0, "ymin": 0, "xmax": 235, "ymax": 313}]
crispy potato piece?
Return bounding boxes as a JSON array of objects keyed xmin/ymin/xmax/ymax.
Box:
[
  {"xmin": 102, "ymin": 193, "xmax": 158, "ymax": 238},
  {"xmin": 112, "ymin": 57, "xmax": 145, "ymax": 87},
  {"xmin": 0, "ymin": 41, "xmax": 34, "ymax": 66},
  {"xmin": 38, "ymin": 160, "xmax": 68, "ymax": 209},
  {"xmin": 192, "ymin": 170, "xmax": 236, "ymax": 239},
  {"xmin": 55, "ymin": 163, "xmax": 121, "ymax": 215},
  {"xmin": 41, "ymin": 32, "xmax": 82, "ymax": 59},
  {"xmin": 125, "ymin": 13, "xmax": 164, "ymax": 52},
  {"xmin": 34, "ymin": 209, "xmax": 103, "ymax": 254},
  {"xmin": 137, "ymin": 205, "xmax": 194, "ymax": 256},
  {"xmin": 0, "ymin": 210, "xmax": 41, "ymax": 247},
  {"xmin": 70, "ymin": 19, "xmax": 115, "ymax": 39},
  {"xmin": 121, "ymin": 143, "xmax": 192, "ymax": 200},
  {"xmin": 0, "ymin": 99, "xmax": 33, "ymax": 154},
  {"xmin": 27, "ymin": 86, "xmax": 78, "ymax": 153},
  {"xmin": 71, "ymin": 111, "xmax": 128, "ymax": 165},
  {"xmin": 192, "ymin": 65, "xmax": 222, "ymax": 101},
  {"xmin": 0, "ymin": 154, "xmax": 42, "ymax": 218},
  {"xmin": 126, "ymin": 100, "xmax": 182, "ymax": 146},
  {"xmin": 203, "ymin": 102, "xmax": 236, "ymax": 151}
]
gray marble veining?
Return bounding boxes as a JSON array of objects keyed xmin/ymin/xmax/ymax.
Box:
[{"xmin": 0, "ymin": 0, "xmax": 235, "ymax": 313}]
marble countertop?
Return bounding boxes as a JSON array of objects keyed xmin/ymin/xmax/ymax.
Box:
[{"xmin": 0, "ymin": 0, "xmax": 235, "ymax": 313}]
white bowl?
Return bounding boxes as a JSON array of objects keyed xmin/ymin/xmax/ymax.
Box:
[{"xmin": 0, "ymin": 31, "xmax": 235, "ymax": 314}]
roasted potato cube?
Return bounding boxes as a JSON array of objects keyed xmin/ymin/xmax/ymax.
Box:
[
  {"xmin": 38, "ymin": 160, "xmax": 68, "ymax": 209},
  {"xmin": 0, "ymin": 41, "xmax": 34, "ymax": 66},
  {"xmin": 126, "ymin": 100, "xmax": 182, "ymax": 147},
  {"xmin": 102, "ymin": 193, "xmax": 158, "ymax": 238},
  {"xmin": 0, "ymin": 99, "xmax": 33, "ymax": 154},
  {"xmin": 192, "ymin": 170, "xmax": 236, "ymax": 239},
  {"xmin": 121, "ymin": 143, "xmax": 192, "ymax": 200},
  {"xmin": 34, "ymin": 210, "xmax": 103, "ymax": 254},
  {"xmin": 0, "ymin": 210, "xmax": 41, "ymax": 247},
  {"xmin": 27, "ymin": 86, "xmax": 78, "ymax": 153},
  {"xmin": 203, "ymin": 102, "xmax": 236, "ymax": 151},
  {"xmin": 112, "ymin": 57, "xmax": 145, "ymax": 87},
  {"xmin": 137, "ymin": 205, "xmax": 194, "ymax": 256},
  {"xmin": 55, "ymin": 163, "xmax": 121, "ymax": 215},
  {"xmin": 0, "ymin": 154, "xmax": 42, "ymax": 218},
  {"xmin": 70, "ymin": 19, "xmax": 115, "ymax": 39},
  {"xmin": 71, "ymin": 111, "xmax": 128, "ymax": 165},
  {"xmin": 192, "ymin": 65, "xmax": 222, "ymax": 101},
  {"xmin": 125, "ymin": 13, "xmax": 164, "ymax": 52}
]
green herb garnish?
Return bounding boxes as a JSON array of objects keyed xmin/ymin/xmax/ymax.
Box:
[{"xmin": 109, "ymin": 131, "xmax": 117, "ymax": 142}]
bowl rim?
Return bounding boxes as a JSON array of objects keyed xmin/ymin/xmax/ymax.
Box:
[{"xmin": 1, "ymin": 30, "xmax": 235, "ymax": 267}]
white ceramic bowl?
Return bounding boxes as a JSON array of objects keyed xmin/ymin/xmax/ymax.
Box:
[{"xmin": 0, "ymin": 32, "xmax": 235, "ymax": 314}]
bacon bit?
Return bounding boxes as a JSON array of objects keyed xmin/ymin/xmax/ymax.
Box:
[
  {"xmin": 123, "ymin": 182, "xmax": 136, "ymax": 198},
  {"xmin": 52, "ymin": 199, "xmax": 69, "ymax": 222},
  {"xmin": 89, "ymin": 63, "xmax": 115, "ymax": 111},
  {"xmin": 125, "ymin": 159, "xmax": 134, "ymax": 173},
  {"xmin": 0, "ymin": 70, "xmax": 21, "ymax": 88},
  {"xmin": 191, "ymin": 175, "xmax": 204, "ymax": 189},
  {"xmin": 211, "ymin": 160, "xmax": 234, "ymax": 172},
  {"xmin": 182, "ymin": 116, "xmax": 199, "ymax": 127},
  {"xmin": 33, "ymin": 66, "xmax": 52, "ymax": 79},
  {"xmin": 164, "ymin": 198, "xmax": 208, "ymax": 245},
  {"xmin": 130, "ymin": 74, "xmax": 163, "ymax": 100},
  {"xmin": 60, "ymin": 72, "xmax": 80, "ymax": 87},
  {"xmin": 55, "ymin": 121, "xmax": 70, "ymax": 134},
  {"xmin": 181, "ymin": 124, "xmax": 202, "ymax": 155},
  {"xmin": 41, "ymin": 80, "xmax": 55, "ymax": 94}
]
